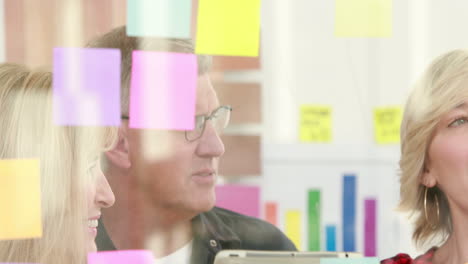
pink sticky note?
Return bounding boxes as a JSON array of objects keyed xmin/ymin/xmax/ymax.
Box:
[
  {"xmin": 215, "ymin": 184, "xmax": 260, "ymax": 218},
  {"xmin": 88, "ymin": 250, "xmax": 154, "ymax": 264},
  {"xmin": 129, "ymin": 51, "xmax": 198, "ymax": 130}
]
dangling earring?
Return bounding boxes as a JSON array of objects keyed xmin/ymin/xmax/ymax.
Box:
[{"xmin": 424, "ymin": 187, "xmax": 440, "ymax": 230}]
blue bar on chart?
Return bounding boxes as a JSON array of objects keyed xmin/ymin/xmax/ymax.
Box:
[
  {"xmin": 325, "ymin": 225, "xmax": 336, "ymax": 251},
  {"xmin": 364, "ymin": 198, "xmax": 377, "ymax": 256},
  {"xmin": 342, "ymin": 174, "xmax": 356, "ymax": 251}
]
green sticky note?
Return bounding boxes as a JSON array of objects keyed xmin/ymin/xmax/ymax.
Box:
[
  {"xmin": 320, "ymin": 257, "xmax": 379, "ymax": 264},
  {"xmin": 374, "ymin": 106, "xmax": 402, "ymax": 144},
  {"xmin": 195, "ymin": 0, "xmax": 261, "ymax": 57},
  {"xmin": 308, "ymin": 190, "xmax": 321, "ymax": 251},
  {"xmin": 127, "ymin": 0, "xmax": 192, "ymax": 38},
  {"xmin": 335, "ymin": 0, "xmax": 392, "ymax": 37},
  {"xmin": 300, "ymin": 105, "xmax": 332, "ymax": 143},
  {"xmin": 0, "ymin": 159, "xmax": 42, "ymax": 240}
]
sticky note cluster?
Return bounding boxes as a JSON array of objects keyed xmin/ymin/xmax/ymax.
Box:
[
  {"xmin": 53, "ymin": 48, "xmax": 199, "ymax": 130},
  {"xmin": 127, "ymin": 0, "xmax": 262, "ymax": 57}
]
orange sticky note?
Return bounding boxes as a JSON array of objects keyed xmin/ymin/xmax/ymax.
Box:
[{"xmin": 0, "ymin": 159, "xmax": 42, "ymax": 240}]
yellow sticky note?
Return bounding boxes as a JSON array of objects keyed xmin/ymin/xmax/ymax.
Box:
[
  {"xmin": 0, "ymin": 159, "xmax": 42, "ymax": 240},
  {"xmin": 374, "ymin": 106, "xmax": 402, "ymax": 144},
  {"xmin": 335, "ymin": 0, "xmax": 392, "ymax": 37},
  {"xmin": 195, "ymin": 0, "xmax": 261, "ymax": 57},
  {"xmin": 285, "ymin": 210, "xmax": 302, "ymax": 250},
  {"xmin": 300, "ymin": 105, "xmax": 332, "ymax": 143}
]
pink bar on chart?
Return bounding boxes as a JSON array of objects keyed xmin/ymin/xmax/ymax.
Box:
[
  {"xmin": 88, "ymin": 250, "xmax": 154, "ymax": 264},
  {"xmin": 264, "ymin": 201, "xmax": 278, "ymax": 226},
  {"xmin": 215, "ymin": 184, "xmax": 260, "ymax": 218},
  {"xmin": 364, "ymin": 199, "xmax": 377, "ymax": 257}
]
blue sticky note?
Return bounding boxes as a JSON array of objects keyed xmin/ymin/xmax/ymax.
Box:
[
  {"xmin": 325, "ymin": 225, "xmax": 336, "ymax": 251},
  {"xmin": 342, "ymin": 174, "xmax": 356, "ymax": 252},
  {"xmin": 320, "ymin": 258, "xmax": 379, "ymax": 264},
  {"xmin": 127, "ymin": 0, "xmax": 192, "ymax": 38}
]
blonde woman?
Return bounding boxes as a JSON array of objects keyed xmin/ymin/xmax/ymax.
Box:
[
  {"xmin": 0, "ymin": 63, "xmax": 116, "ymax": 263},
  {"xmin": 382, "ymin": 50, "xmax": 468, "ymax": 263}
]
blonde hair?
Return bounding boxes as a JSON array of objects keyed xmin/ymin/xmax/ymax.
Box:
[
  {"xmin": 0, "ymin": 63, "xmax": 117, "ymax": 263},
  {"xmin": 399, "ymin": 49, "xmax": 468, "ymax": 248},
  {"xmin": 86, "ymin": 25, "xmax": 212, "ymax": 116}
]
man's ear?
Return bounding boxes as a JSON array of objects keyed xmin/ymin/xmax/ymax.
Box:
[{"xmin": 105, "ymin": 126, "xmax": 131, "ymax": 169}]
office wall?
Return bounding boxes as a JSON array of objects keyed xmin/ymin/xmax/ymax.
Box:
[{"xmin": 257, "ymin": 0, "xmax": 468, "ymax": 258}]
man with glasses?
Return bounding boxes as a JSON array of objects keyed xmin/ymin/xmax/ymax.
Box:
[{"xmin": 89, "ymin": 26, "xmax": 296, "ymax": 264}]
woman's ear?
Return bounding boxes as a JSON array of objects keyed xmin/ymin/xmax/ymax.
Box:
[
  {"xmin": 105, "ymin": 126, "xmax": 131, "ymax": 169},
  {"xmin": 421, "ymin": 163, "xmax": 437, "ymax": 188}
]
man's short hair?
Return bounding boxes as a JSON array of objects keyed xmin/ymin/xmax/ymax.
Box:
[{"xmin": 87, "ymin": 26, "xmax": 212, "ymax": 115}]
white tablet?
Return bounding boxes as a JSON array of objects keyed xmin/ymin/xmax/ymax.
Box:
[{"xmin": 214, "ymin": 250, "xmax": 363, "ymax": 264}]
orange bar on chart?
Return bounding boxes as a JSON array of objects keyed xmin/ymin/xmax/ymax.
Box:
[{"xmin": 264, "ymin": 202, "xmax": 278, "ymax": 226}]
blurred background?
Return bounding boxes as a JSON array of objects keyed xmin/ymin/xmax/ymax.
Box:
[{"xmin": 3, "ymin": 0, "xmax": 468, "ymax": 259}]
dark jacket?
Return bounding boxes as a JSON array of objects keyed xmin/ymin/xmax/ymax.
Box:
[{"xmin": 96, "ymin": 207, "xmax": 297, "ymax": 264}]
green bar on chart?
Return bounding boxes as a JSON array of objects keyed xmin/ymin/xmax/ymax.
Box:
[{"xmin": 308, "ymin": 190, "xmax": 321, "ymax": 251}]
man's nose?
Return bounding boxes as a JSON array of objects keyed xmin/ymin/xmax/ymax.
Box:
[{"xmin": 195, "ymin": 121, "xmax": 225, "ymax": 158}]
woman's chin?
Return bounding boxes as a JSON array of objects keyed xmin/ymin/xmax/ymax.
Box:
[{"xmin": 87, "ymin": 240, "xmax": 97, "ymax": 253}]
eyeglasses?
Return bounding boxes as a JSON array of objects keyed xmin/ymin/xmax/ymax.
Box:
[{"xmin": 121, "ymin": 105, "xmax": 232, "ymax": 142}]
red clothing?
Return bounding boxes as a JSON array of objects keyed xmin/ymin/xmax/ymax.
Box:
[{"xmin": 380, "ymin": 248, "xmax": 437, "ymax": 264}]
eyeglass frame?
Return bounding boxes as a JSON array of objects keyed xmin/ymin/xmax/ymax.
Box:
[{"xmin": 120, "ymin": 105, "xmax": 232, "ymax": 142}]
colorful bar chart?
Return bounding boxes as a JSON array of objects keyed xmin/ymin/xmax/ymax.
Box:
[
  {"xmin": 343, "ymin": 174, "xmax": 356, "ymax": 251},
  {"xmin": 308, "ymin": 190, "xmax": 321, "ymax": 251},
  {"xmin": 212, "ymin": 176, "xmax": 377, "ymax": 254}
]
